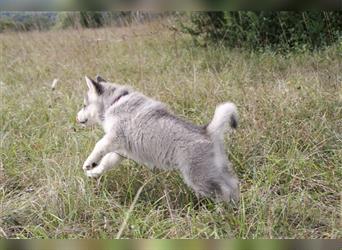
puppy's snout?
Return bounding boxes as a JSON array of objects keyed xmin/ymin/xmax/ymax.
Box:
[
  {"xmin": 80, "ymin": 119, "xmax": 88, "ymax": 124},
  {"xmin": 76, "ymin": 115, "xmax": 87, "ymax": 124}
]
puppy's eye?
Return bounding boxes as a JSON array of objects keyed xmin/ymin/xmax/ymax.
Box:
[{"xmin": 83, "ymin": 104, "xmax": 86, "ymax": 108}]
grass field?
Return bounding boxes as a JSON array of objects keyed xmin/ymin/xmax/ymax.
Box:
[{"xmin": 0, "ymin": 21, "xmax": 341, "ymax": 239}]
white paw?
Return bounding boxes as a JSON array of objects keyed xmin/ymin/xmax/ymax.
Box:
[
  {"xmin": 82, "ymin": 161, "xmax": 98, "ymax": 171},
  {"xmin": 86, "ymin": 168, "xmax": 103, "ymax": 178}
]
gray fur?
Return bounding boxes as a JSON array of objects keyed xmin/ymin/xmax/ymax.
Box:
[{"xmin": 77, "ymin": 76, "xmax": 240, "ymax": 203}]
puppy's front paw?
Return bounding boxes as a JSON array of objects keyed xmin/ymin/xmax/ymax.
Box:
[
  {"xmin": 86, "ymin": 168, "xmax": 103, "ymax": 178},
  {"xmin": 82, "ymin": 162, "xmax": 98, "ymax": 171}
]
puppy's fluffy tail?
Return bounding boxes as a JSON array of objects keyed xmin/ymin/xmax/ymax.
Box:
[{"xmin": 206, "ymin": 102, "xmax": 238, "ymax": 139}]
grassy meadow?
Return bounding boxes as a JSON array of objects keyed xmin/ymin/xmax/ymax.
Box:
[{"xmin": 0, "ymin": 21, "xmax": 341, "ymax": 239}]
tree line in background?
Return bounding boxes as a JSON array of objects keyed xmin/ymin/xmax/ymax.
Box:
[
  {"xmin": 0, "ymin": 11, "xmax": 341, "ymax": 51},
  {"xmin": 0, "ymin": 11, "xmax": 165, "ymax": 32},
  {"xmin": 55, "ymin": 11, "xmax": 165, "ymax": 29},
  {"xmin": 180, "ymin": 12, "xmax": 342, "ymax": 51},
  {"xmin": 0, "ymin": 12, "xmax": 56, "ymax": 32}
]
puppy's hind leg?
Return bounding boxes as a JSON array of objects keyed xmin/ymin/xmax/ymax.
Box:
[
  {"xmin": 180, "ymin": 168, "xmax": 218, "ymax": 201},
  {"xmin": 216, "ymin": 170, "xmax": 240, "ymax": 204},
  {"xmin": 86, "ymin": 152, "xmax": 123, "ymax": 178},
  {"xmin": 181, "ymin": 168, "xmax": 240, "ymax": 204}
]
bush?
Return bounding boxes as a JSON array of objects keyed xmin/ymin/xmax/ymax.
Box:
[
  {"xmin": 180, "ymin": 11, "xmax": 342, "ymax": 50},
  {"xmin": 0, "ymin": 12, "xmax": 55, "ymax": 32},
  {"xmin": 55, "ymin": 12, "xmax": 104, "ymax": 29},
  {"xmin": 55, "ymin": 12, "xmax": 80, "ymax": 29},
  {"xmin": 79, "ymin": 11, "xmax": 104, "ymax": 28},
  {"xmin": 0, "ymin": 19, "xmax": 17, "ymax": 32}
]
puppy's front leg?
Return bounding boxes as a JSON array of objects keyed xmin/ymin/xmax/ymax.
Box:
[
  {"xmin": 86, "ymin": 152, "xmax": 123, "ymax": 178},
  {"xmin": 83, "ymin": 135, "xmax": 116, "ymax": 171}
]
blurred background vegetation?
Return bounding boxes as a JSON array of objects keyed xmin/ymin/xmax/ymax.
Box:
[
  {"xmin": 0, "ymin": 11, "xmax": 168, "ymax": 31},
  {"xmin": 180, "ymin": 12, "xmax": 342, "ymax": 51},
  {"xmin": 0, "ymin": 11, "xmax": 341, "ymax": 51}
]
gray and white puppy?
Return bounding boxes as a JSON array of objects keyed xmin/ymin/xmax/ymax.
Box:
[{"xmin": 77, "ymin": 76, "xmax": 240, "ymax": 203}]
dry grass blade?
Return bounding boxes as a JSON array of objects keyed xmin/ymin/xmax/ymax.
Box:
[{"xmin": 116, "ymin": 175, "xmax": 157, "ymax": 239}]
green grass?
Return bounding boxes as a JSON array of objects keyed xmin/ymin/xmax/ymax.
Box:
[{"xmin": 0, "ymin": 23, "xmax": 341, "ymax": 239}]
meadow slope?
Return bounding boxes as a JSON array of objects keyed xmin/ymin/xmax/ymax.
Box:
[{"xmin": 0, "ymin": 23, "xmax": 341, "ymax": 238}]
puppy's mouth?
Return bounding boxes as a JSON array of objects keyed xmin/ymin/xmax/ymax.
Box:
[{"xmin": 79, "ymin": 119, "xmax": 88, "ymax": 124}]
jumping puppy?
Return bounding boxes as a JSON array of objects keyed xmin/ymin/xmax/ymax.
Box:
[{"xmin": 77, "ymin": 76, "xmax": 240, "ymax": 203}]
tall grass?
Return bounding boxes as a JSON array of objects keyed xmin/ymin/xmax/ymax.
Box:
[{"xmin": 0, "ymin": 21, "xmax": 341, "ymax": 238}]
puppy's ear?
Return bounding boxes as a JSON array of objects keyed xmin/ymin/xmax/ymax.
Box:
[
  {"xmin": 85, "ymin": 76, "xmax": 103, "ymax": 95},
  {"xmin": 96, "ymin": 75, "xmax": 107, "ymax": 83}
]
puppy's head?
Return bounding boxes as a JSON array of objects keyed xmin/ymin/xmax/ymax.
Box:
[
  {"xmin": 76, "ymin": 76, "xmax": 105, "ymax": 126},
  {"xmin": 76, "ymin": 75, "xmax": 132, "ymax": 126}
]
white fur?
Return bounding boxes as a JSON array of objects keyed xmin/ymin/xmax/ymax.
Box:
[
  {"xmin": 86, "ymin": 152, "xmax": 123, "ymax": 178},
  {"xmin": 77, "ymin": 76, "xmax": 240, "ymax": 203},
  {"xmin": 82, "ymin": 135, "xmax": 116, "ymax": 170},
  {"xmin": 207, "ymin": 102, "xmax": 237, "ymax": 138}
]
